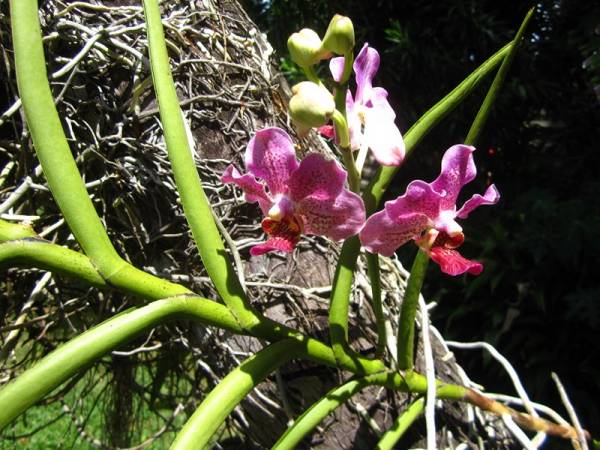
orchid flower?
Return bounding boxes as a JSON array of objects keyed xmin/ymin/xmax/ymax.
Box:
[
  {"xmin": 360, "ymin": 145, "xmax": 500, "ymax": 275},
  {"xmin": 327, "ymin": 43, "xmax": 405, "ymax": 167},
  {"xmin": 222, "ymin": 127, "xmax": 366, "ymax": 256}
]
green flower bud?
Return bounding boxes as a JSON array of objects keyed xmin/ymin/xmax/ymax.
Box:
[
  {"xmin": 287, "ymin": 28, "xmax": 326, "ymax": 68},
  {"xmin": 321, "ymin": 15, "xmax": 355, "ymax": 55},
  {"xmin": 289, "ymin": 82, "xmax": 335, "ymax": 132}
]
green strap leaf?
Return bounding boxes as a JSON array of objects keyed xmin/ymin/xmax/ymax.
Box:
[
  {"xmin": 171, "ymin": 340, "xmax": 301, "ymax": 450},
  {"xmin": 465, "ymin": 7, "xmax": 535, "ymax": 146},
  {"xmin": 397, "ymin": 249, "xmax": 430, "ymax": 371},
  {"xmin": 375, "ymin": 397, "xmax": 425, "ymax": 450}
]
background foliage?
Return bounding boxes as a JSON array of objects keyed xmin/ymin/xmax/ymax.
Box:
[{"xmin": 244, "ymin": 0, "xmax": 600, "ymax": 438}]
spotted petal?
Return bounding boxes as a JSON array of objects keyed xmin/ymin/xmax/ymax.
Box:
[
  {"xmin": 298, "ymin": 189, "xmax": 366, "ymax": 241},
  {"xmin": 457, "ymin": 184, "xmax": 500, "ymax": 219},
  {"xmin": 429, "ymin": 247, "xmax": 483, "ymax": 276},
  {"xmin": 431, "ymin": 145, "xmax": 477, "ymax": 210},
  {"xmin": 360, "ymin": 180, "xmax": 444, "ymax": 256},
  {"xmin": 385, "ymin": 180, "xmax": 442, "ymax": 222},
  {"xmin": 245, "ymin": 127, "xmax": 299, "ymax": 196},
  {"xmin": 221, "ymin": 165, "xmax": 271, "ymax": 214},
  {"xmin": 250, "ymin": 236, "xmax": 297, "ymax": 256},
  {"xmin": 360, "ymin": 209, "xmax": 430, "ymax": 256},
  {"xmin": 288, "ymin": 153, "xmax": 346, "ymax": 202}
]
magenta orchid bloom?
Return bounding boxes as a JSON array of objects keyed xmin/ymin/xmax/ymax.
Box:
[
  {"xmin": 328, "ymin": 43, "xmax": 405, "ymax": 166},
  {"xmin": 222, "ymin": 127, "xmax": 366, "ymax": 256},
  {"xmin": 359, "ymin": 145, "xmax": 500, "ymax": 276}
]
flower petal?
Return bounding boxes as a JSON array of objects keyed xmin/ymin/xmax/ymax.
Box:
[
  {"xmin": 385, "ymin": 180, "xmax": 442, "ymax": 222},
  {"xmin": 363, "ymin": 106, "xmax": 405, "ymax": 166},
  {"xmin": 360, "ymin": 209, "xmax": 430, "ymax": 256},
  {"xmin": 329, "ymin": 56, "xmax": 345, "ymax": 83},
  {"xmin": 221, "ymin": 165, "xmax": 272, "ymax": 214},
  {"xmin": 456, "ymin": 184, "xmax": 500, "ymax": 219},
  {"xmin": 288, "ymin": 153, "xmax": 345, "ymax": 202},
  {"xmin": 298, "ymin": 189, "xmax": 366, "ymax": 241},
  {"xmin": 353, "ymin": 43, "xmax": 380, "ymax": 104},
  {"xmin": 250, "ymin": 216, "xmax": 302, "ymax": 256},
  {"xmin": 250, "ymin": 237, "xmax": 296, "ymax": 256},
  {"xmin": 429, "ymin": 247, "xmax": 483, "ymax": 276},
  {"xmin": 245, "ymin": 127, "xmax": 299, "ymax": 195},
  {"xmin": 431, "ymin": 144, "xmax": 477, "ymax": 210},
  {"xmin": 345, "ymin": 92, "xmax": 363, "ymax": 150},
  {"xmin": 317, "ymin": 125, "xmax": 335, "ymax": 138},
  {"xmin": 369, "ymin": 87, "xmax": 396, "ymax": 119}
]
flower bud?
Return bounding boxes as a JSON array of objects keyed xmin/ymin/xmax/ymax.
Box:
[
  {"xmin": 287, "ymin": 28, "xmax": 326, "ymax": 68},
  {"xmin": 321, "ymin": 15, "xmax": 355, "ymax": 55},
  {"xmin": 289, "ymin": 82, "xmax": 336, "ymax": 132}
]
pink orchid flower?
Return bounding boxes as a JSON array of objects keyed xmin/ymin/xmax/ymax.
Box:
[
  {"xmin": 359, "ymin": 145, "xmax": 500, "ymax": 275},
  {"xmin": 222, "ymin": 127, "xmax": 366, "ymax": 256},
  {"xmin": 327, "ymin": 43, "xmax": 405, "ymax": 166}
]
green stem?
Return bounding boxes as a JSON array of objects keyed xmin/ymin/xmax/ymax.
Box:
[
  {"xmin": 0, "ymin": 223, "xmax": 388, "ymax": 376},
  {"xmin": 0, "ymin": 278, "xmax": 464, "ymax": 434},
  {"xmin": 272, "ymin": 377, "xmax": 371, "ymax": 450},
  {"xmin": 366, "ymin": 252, "xmax": 386, "ymax": 357},
  {"xmin": 328, "ymin": 236, "xmax": 362, "ymax": 365},
  {"xmin": 331, "ymin": 110, "xmax": 360, "ymax": 193},
  {"xmin": 9, "ymin": 0, "xmax": 187, "ymax": 299},
  {"xmin": 375, "ymin": 397, "xmax": 425, "ymax": 450},
  {"xmin": 394, "ymin": 9, "xmax": 534, "ymax": 373},
  {"xmin": 273, "ymin": 373, "xmax": 464, "ymax": 450},
  {"xmin": 465, "ymin": 7, "xmax": 534, "ymax": 146},
  {"xmin": 171, "ymin": 340, "xmax": 300, "ymax": 450},
  {"xmin": 0, "ymin": 238, "xmax": 107, "ymax": 288},
  {"xmin": 362, "ymin": 42, "xmax": 512, "ymax": 214},
  {"xmin": 302, "ymin": 65, "xmax": 323, "ymax": 86},
  {"xmin": 142, "ymin": 0, "xmax": 260, "ymax": 329},
  {"xmin": 0, "ymin": 295, "xmax": 242, "ymax": 431},
  {"xmin": 340, "ymin": 146, "xmax": 360, "ymax": 193},
  {"xmin": 0, "ymin": 220, "xmax": 35, "ymax": 241},
  {"xmin": 397, "ymin": 249, "xmax": 429, "ymax": 371}
]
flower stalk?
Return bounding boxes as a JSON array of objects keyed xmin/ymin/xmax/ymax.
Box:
[
  {"xmin": 272, "ymin": 373, "xmax": 464, "ymax": 450},
  {"xmin": 376, "ymin": 397, "xmax": 425, "ymax": 450},
  {"xmin": 396, "ymin": 249, "xmax": 429, "ymax": 371},
  {"xmin": 172, "ymin": 340, "xmax": 301, "ymax": 450},
  {"xmin": 366, "ymin": 252, "xmax": 386, "ymax": 357}
]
